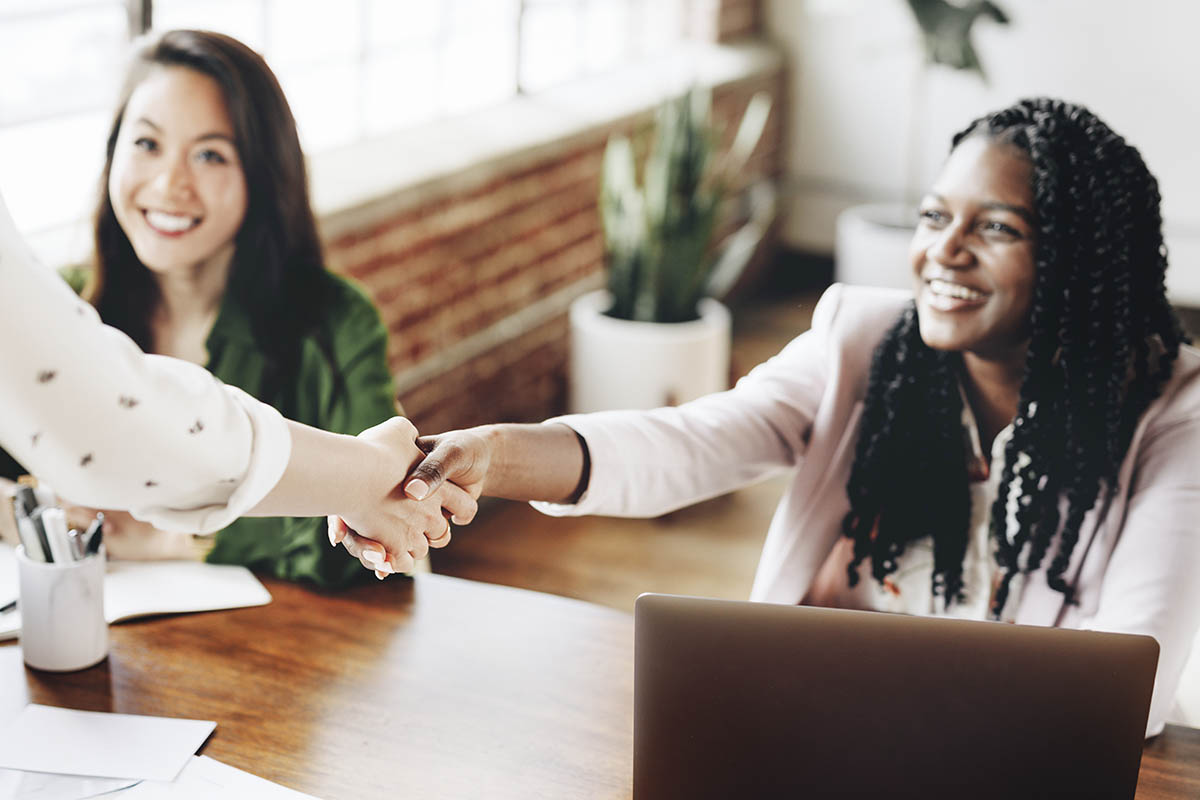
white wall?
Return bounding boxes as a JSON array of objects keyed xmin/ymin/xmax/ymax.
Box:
[{"xmin": 764, "ymin": 0, "xmax": 1200, "ymax": 303}]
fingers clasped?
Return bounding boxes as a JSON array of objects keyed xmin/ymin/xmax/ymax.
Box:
[{"xmin": 330, "ymin": 422, "xmax": 482, "ymax": 579}]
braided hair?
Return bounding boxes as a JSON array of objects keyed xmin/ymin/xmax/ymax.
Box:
[{"xmin": 841, "ymin": 98, "xmax": 1187, "ymax": 618}]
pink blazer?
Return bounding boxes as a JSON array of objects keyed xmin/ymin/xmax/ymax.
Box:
[{"xmin": 539, "ymin": 284, "xmax": 1200, "ymax": 736}]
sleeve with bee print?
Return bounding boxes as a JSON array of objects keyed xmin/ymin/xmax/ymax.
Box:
[{"xmin": 0, "ymin": 190, "xmax": 290, "ymax": 533}]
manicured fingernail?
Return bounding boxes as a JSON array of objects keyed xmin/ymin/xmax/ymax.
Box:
[
  {"xmin": 375, "ymin": 560, "xmax": 394, "ymax": 574},
  {"xmin": 406, "ymin": 479, "xmax": 429, "ymax": 500},
  {"xmin": 375, "ymin": 570, "xmax": 388, "ymax": 580},
  {"xmin": 450, "ymin": 515, "xmax": 464, "ymax": 525},
  {"xmin": 327, "ymin": 522, "xmax": 338, "ymax": 547},
  {"xmin": 362, "ymin": 549, "xmax": 384, "ymax": 566}
]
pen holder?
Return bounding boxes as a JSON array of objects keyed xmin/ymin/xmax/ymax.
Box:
[{"xmin": 16, "ymin": 544, "xmax": 108, "ymax": 671}]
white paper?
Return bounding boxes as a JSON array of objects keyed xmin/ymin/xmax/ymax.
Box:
[
  {"xmin": 0, "ymin": 756, "xmax": 319, "ymax": 800},
  {"xmin": 0, "ymin": 705, "xmax": 215, "ymax": 782},
  {"xmin": 102, "ymin": 560, "xmax": 271, "ymax": 622},
  {"xmin": 0, "ymin": 546, "xmax": 271, "ymax": 641},
  {"xmin": 121, "ymin": 757, "xmax": 320, "ymax": 799},
  {"xmin": 0, "ymin": 768, "xmax": 138, "ymax": 800}
]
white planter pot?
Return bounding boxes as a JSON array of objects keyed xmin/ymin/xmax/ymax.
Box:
[
  {"xmin": 834, "ymin": 202, "xmax": 917, "ymax": 290},
  {"xmin": 568, "ymin": 289, "xmax": 731, "ymax": 413}
]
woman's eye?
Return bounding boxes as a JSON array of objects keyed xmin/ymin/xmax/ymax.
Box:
[
  {"xmin": 918, "ymin": 209, "xmax": 947, "ymax": 226},
  {"xmin": 133, "ymin": 137, "xmax": 157, "ymax": 152},
  {"xmin": 195, "ymin": 149, "xmax": 228, "ymax": 165},
  {"xmin": 980, "ymin": 220, "xmax": 1021, "ymax": 239}
]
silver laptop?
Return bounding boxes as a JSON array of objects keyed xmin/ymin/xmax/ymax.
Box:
[{"xmin": 634, "ymin": 594, "xmax": 1159, "ymax": 799}]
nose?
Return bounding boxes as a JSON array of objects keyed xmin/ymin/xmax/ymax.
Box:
[
  {"xmin": 151, "ymin": 154, "xmax": 195, "ymax": 201},
  {"xmin": 925, "ymin": 221, "xmax": 973, "ymax": 269}
]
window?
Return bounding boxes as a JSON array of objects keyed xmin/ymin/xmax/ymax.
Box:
[
  {"xmin": 0, "ymin": 1, "xmax": 130, "ymax": 243},
  {"xmin": 0, "ymin": 0, "xmax": 686, "ymax": 263},
  {"xmin": 519, "ymin": 0, "xmax": 685, "ymax": 93}
]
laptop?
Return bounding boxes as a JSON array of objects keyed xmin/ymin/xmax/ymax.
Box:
[{"xmin": 633, "ymin": 594, "xmax": 1159, "ymax": 799}]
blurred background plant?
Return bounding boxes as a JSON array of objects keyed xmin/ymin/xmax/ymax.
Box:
[
  {"xmin": 599, "ymin": 87, "xmax": 772, "ymax": 323},
  {"xmin": 907, "ymin": 0, "xmax": 1009, "ymax": 78},
  {"xmin": 834, "ymin": 0, "xmax": 1012, "ymax": 290},
  {"xmin": 903, "ymin": 0, "xmax": 1010, "ymax": 200}
]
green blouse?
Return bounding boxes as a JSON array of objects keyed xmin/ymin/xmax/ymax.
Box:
[{"xmin": 3, "ymin": 268, "xmax": 398, "ymax": 588}]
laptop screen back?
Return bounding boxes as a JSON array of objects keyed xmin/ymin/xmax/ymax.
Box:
[{"xmin": 634, "ymin": 594, "xmax": 1158, "ymax": 799}]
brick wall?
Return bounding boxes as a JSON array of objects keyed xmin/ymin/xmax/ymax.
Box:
[{"xmin": 325, "ymin": 66, "xmax": 783, "ymax": 435}]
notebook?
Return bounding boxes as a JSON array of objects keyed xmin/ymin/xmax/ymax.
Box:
[
  {"xmin": 0, "ymin": 543, "xmax": 272, "ymax": 640},
  {"xmin": 633, "ymin": 594, "xmax": 1159, "ymax": 800}
]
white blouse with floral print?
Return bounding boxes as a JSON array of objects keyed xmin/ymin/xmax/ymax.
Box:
[{"xmin": 0, "ymin": 192, "xmax": 290, "ymax": 533}]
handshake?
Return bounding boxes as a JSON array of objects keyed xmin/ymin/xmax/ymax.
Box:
[{"xmin": 325, "ymin": 418, "xmax": 497, "ymax": 580}]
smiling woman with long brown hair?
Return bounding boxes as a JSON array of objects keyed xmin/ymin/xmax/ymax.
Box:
[
  {"xmin": 1, "ymin": 30, "xmax": 401, "ymax": 587},
  {"xmin": 343, "ymin": 98, "xmax": 1200, "ymax": 737}
]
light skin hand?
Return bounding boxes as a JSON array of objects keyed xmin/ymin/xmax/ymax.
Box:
[{"xmin": 328, "ymin": 418, "xmax": 479, "ymax": 579}]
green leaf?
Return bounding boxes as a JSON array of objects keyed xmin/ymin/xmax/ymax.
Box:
[{"xmin": 598, "ymin": 86, "xmax": 775, "ymax": 322}]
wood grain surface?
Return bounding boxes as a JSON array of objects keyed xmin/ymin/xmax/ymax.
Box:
[
  {"xmin": 1, "ymin": 572, "xmax": 1196, "ymax": 799},
  {"xmin": 1, "ymin": 573, "xmax": 635, "ymax": 799}
]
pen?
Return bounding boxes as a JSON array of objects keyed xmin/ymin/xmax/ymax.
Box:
[
  {"xmin": 0, "ymin": 599, "xmax": 15, "ymax": 614},
  {"xmin": 13, "ymin": 485, "xmax": 37, "ymax": 518},
  {"xmin": 15, "ymin": 516, "xmax": 46, "ymax": 562},
  {"xmin": 39, "ymin": 507, "xmax": 73, "ymax": 563},
  {"xmin": 84, "ymin": 513, "xmax": 105, "ymax": 555},
  {"xmin": 67, "ymin": 528, "xmax": 85, "ymax": 560},
  {"xmin": 20, "ymin": 476, "xmax": 58, "ymax": 512},
  {"xmin": 12, "ymin": 487, "xmax": 48, "ymax": 562}
]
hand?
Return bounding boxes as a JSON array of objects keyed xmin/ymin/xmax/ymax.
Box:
[
  {"xmin": 397, "ymin": 422, "xmax": 584, "ymax": 505},
  {"xmin": 403, "ymin": 429, "xmax": 493, "ymax": 504},
  {"xmin": 64, "ymin": 506, "xmax": 192, "ymax": 560},
  {"xmin": 329, "ymin": 418, "xmax": 479, "ymax": 578}
]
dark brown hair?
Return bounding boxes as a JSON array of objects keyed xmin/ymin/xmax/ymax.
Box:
[{"xmin": 88, "ymin": 29, "xmax": 339, "ymax": 411}]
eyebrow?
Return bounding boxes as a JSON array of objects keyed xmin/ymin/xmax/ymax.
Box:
[
  {"xmin": 926, "ymin": 193, "xmax": 1036, "ymax": 225},
  {"xmin": 132, "ymin": 117, "xmax": 235, "ymax": 145},
  {"xmin": 982, "ymin": 201, "xmax": 1036, "ymax": 225}
]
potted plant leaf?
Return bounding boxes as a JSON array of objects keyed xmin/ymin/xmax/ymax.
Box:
[
  {"xmin": 569, "ymin": 87, "xmax": 773, "ymax": 412},
  {"xmin": 835, "ymin": 0, "xmax": 1010, "ymax": 289}
]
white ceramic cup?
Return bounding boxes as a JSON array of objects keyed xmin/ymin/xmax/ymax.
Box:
[{"xmin": 16, "ymin": 544, "xmax": 108, "ymax": 671}]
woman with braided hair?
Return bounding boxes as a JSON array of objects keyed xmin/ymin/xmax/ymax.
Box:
[{"xmin": 337, "ymin": 98, "xmax": 1200, "ymax": 736}]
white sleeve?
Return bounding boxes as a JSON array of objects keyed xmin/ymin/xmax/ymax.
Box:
[
  {"xmin": 0, "ymin": 192, "xmax": 291, "ymax": 533},
  {"xmin": 532, "ymin": 288, "xmax": 838, "ymax": 519}
]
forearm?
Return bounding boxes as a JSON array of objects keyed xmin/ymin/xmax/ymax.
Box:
[
  {"xmin": 247, "ymin": 420, "xmax": 398, "ymax": 519},
  {"xmin": 475, "ymin": 423, "xmax": 586, "ymax": 503}
]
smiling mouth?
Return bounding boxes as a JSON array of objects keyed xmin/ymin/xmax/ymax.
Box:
[
  {"xmin": 927, "ymin": 278, "xmax": 988, "ymax": 302},
  {"xmin": 143, "ymin": 209, "xmax": 200, "ymax": 235}
]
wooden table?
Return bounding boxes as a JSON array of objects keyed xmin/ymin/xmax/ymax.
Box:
[
  {"xmin": 1, "ymin": 574, "xmax": 634, "ymax": 799},
  {"xmin": 1, "ymin": 573, "xmax": 1198, "ymax": 799}
]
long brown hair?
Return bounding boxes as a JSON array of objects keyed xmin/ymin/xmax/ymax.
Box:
[{"xmin": 89, "ymin": 29, "xmax": 339, "ymax": 411}]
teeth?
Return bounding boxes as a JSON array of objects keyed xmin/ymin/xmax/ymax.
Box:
[
  {"xmin": 929, "ymin": 279, "xmax": 985, "ymax": 301},
  {"xmin": 145, "ymin": 210, "xmax": 197, "ymax": 233}
]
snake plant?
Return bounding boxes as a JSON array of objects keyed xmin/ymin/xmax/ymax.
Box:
[{"xmin": 599, "ymin": 88, "xmax": 771, "ymax": 323}]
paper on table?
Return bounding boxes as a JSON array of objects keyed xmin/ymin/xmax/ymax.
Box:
[
  {"xmin": 103, "ymin": 560, "xmax": 272, "ymax": 621},
  {"xmin": 121, "ymin": 756, "xmax": 321, "ymax": 799},
  {"xmin": 0, "ymin": 705, "xmax": 215, "ymax": 782},
  {"xmin": 0, "ymin": 756, "xmax": 319, "ymax": 800},
  {"xmin": 0, "ymin": 545, "xmax": 272, "ymax": 641},
  {"xmin": 0, "ymin": 768, "xmax": 139, "ymax": 800}
]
